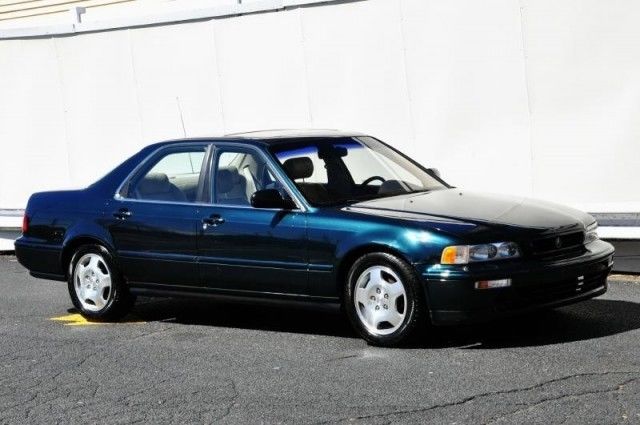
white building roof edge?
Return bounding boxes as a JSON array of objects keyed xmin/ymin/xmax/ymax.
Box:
[{"xmin": 0, "ymin": 0, "xmax": 340, "ymax": 40}]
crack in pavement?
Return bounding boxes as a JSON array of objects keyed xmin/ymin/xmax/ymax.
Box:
[
  {"xmin": 482, "ymin": 375, "xmax": 640, "ymax": 424},
  {"xmin": 124, "ymin": 325, "xmax": 173, "ymax": 343},
  {"xmin": 315, "ymin": 371, "xmax": 640, "ymax": 424},
  {"xmin": 214, "ymin": 378, "xmax": 240, "ymax": 422}
]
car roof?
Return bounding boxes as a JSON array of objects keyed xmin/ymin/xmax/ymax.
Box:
[
  {"xmin": 225, "ymin": 129, "xmax": 365, "ymax": 139},
  {"xmin": 146, "ymin": 129, "xmax": 367, "ymax": 150}
]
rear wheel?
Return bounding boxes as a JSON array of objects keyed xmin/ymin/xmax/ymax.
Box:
[
  {"xmin": 344, "ymin": 252, "xmax": 427, "ymax": 346},
  {"xmin": 67, "ymin": 244, "xmax": 135, "ymax": 320}
]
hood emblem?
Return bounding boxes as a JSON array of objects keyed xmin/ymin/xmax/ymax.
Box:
[{"xmin": 554, "ymin": 237, "xmax": 562, "ymax": 249}]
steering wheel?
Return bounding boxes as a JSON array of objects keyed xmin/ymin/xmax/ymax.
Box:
[{"xmin": 361, "ymin": 176, "xmax": 386, "ymax": 186}]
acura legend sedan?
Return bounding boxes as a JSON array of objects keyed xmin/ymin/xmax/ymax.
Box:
[{"xmin": 15, "ymin": 130, "xmax": 614, "ymax": 346}]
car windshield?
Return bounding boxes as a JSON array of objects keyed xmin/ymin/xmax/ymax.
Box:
[{"xmin": 270, "ymin": 136, "xmax": 447, "ymax": 206}]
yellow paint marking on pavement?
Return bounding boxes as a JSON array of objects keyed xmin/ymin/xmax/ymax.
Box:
[
  {"xmin": 50, "ymin": 313, "xmax": 146, "ymax": 326},
  {"xmin": 50, "ymin": 313, "xmax": 103, "ymax": 326}
]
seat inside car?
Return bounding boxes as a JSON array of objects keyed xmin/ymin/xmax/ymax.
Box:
[
  {"xmin": 216, "ymin": 166, "xmax": 249, "ymax": 205},
  {"xmin": 136, "ymin": 172, "xmax": 187, "ymax": 202},
  {"xmin": 283, "ymin": 157, "xmax": 330, "ymax": 204}
]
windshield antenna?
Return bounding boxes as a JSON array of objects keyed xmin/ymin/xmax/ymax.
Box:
[{"xmin": 176, "ymin": 96, "xmax": 187, "ymax": 138}]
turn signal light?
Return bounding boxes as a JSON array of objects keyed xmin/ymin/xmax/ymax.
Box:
[
  {"xmin": 441, "ymin": 242, "xmax": 520, "ymax": 265},
  {"xmin": 441, "ymin": 246, "xmax": 469, "ymax": 264}
]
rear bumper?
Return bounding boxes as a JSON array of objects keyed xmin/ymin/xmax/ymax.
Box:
[
  {"xmin": 420, "ymin": 240, "xmax": 615, "ymax": 326},
  {"xmin": 14, "ymin": 238, "xmax": 65, "ymax": 280}
]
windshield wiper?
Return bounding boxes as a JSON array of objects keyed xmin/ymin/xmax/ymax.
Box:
[
  {"xmin": 322, "ymin": 195, "xmax": 380, "ymax": 207},
  {"xmin": 333, "ymin": 193, "xmax": 404, "ymax": 206}
]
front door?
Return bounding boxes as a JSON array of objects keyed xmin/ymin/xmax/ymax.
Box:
[
  {"xmin": 198, "ymin": 146, "xmax": 308, "ymax": 295},
  {"xmin": 106, "ymin": 144, "xmax": 209, "ymax": 286}
]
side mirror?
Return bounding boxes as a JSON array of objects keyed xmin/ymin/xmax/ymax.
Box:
[
  {"xmin": 427, "ymin": 168, "xmax": 441, "ymax": 179},
  {"xmin": 250, "ymin": 189, "xmax": 296, "ymax": 209}
]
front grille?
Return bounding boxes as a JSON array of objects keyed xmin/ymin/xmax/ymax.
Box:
[
  {"xmin": 495, "ymin": 270, "xmax": 608, "ymax": 311},
  {"xmin": 528, "ymin": 231, "xmax": 585, "ymax": 260}
]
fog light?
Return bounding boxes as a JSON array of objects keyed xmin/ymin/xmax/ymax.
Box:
[{"xmin": 474, "ymin": 279, "xmax": 511, "ymax": 289}]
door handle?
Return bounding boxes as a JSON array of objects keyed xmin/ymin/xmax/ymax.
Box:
[
  {"xmin": 202, "ymin": 214, "xmax": 225, "ymax": 229},
  {"xmin": 113, "ymin": 208, "xmax": 132, "ymax": 220}
]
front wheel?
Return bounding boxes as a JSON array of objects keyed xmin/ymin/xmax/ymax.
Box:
[
  {"xmin": 67, "ymin": 244, "xmax": 135, "ymax": 320},
  {"xmin": 344, "ymin": 252, "xmax": 427, "ymax": 347}
]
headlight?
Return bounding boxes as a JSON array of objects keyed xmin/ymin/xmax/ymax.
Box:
[
  {"xmin": 585, "ymin": 222, "xmax": 598, "ymax": 244},
  {"xmin": 441, "ymin": 242, "xmax": 520, "ymax": 265}
]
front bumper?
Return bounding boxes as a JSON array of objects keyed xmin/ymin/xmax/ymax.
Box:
[{"xmin": 419, "ymin": 240, "xmax": 615, "ymax": 325}]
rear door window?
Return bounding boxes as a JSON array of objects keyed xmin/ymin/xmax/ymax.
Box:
[{"xmin": 129, "ymin": 148, "xmax": 206, "ymax": 203}]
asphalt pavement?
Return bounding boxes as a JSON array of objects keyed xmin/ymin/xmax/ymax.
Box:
[{"xmin": 1, "ymin": 254, "xmax": 639, "ymax": 424}]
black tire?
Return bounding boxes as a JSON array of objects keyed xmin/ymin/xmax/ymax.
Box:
[
  {"xmin": 344, "ymin": 252, "xmax": 427, "ymax": 347},
  {"xmin": 67, "ymin": 244, "xmax": 135, "ymax": 321}
]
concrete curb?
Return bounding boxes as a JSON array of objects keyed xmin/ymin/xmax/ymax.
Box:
[
  {"xmin": 0, "ymin": 210, "xmax": 22, "ymax": 252},
  {"xmin": 606, "ymin": 240, "xmax": 640, "ymax": 274},
  {"xmin": 0, "ymin": 231, "xmax": 19, "ymax": 252}
]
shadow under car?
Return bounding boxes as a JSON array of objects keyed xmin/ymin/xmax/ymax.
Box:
[{"xmin": 89, "ymin": 294, "xmax": 640, "ymax": 348}]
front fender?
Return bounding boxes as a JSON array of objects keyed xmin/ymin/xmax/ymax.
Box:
[{"xmin": 334, "ymin": 226, "xmax": 454, "ymax": 266}]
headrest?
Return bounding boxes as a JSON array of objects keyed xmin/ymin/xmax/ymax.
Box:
[
  {"xmin": 217, "ymin": 166, "xmax": 242, "ymax": 194},
  {"xmin": 283, "ymin": 157, "xmax": 313, "ymax": 180},
  {"xmin": 138, "ymin": 173, "xmax": 171, "ymax": 193}
]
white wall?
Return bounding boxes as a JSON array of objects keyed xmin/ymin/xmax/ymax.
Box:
[
  {"xmin": 0, "ymin": 0, "xmax": 638, "ymax": 213},
  {"xmin": 524, "ymin": 0, "xmax": 640, "ymax": 212}
]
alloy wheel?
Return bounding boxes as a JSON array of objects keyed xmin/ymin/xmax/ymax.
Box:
[
  {"xmin": 353, "ymin": 265, "xmax": 407, "ymax": 336},
  {"xmin": 73, "ymin": 253, "xmax": 113, "ymax": 312}
]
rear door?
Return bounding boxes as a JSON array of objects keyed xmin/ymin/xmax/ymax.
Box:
[
  {"xmin": 107, "ymin": 143, "xmax": 210, "ymax": 286},
  {"xmin": 197, "ymin": 144, "xmax": 309, "ymax": 295}
]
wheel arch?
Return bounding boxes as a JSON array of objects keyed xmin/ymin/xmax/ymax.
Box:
[
  {"xmin": 61, "ymin": 235, "xmax": 116, "ymax": 279},
  {"xmin": 334, "ymin": 243, "xmax": 415, "ymax": 301}
]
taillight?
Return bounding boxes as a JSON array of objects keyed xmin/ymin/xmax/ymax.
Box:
[{"xmin": 22, "ymin": 214, "xmax": 29, "ymax": 234}]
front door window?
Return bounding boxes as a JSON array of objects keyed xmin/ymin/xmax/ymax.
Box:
[{"xmin": 213, "ymin": 149, "xmax": 280, "ymax": 206}]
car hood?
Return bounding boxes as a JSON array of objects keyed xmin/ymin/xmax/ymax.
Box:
[{"xmin": 346, "ymin": 189, "xmax": 594, "ymax": 233}]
